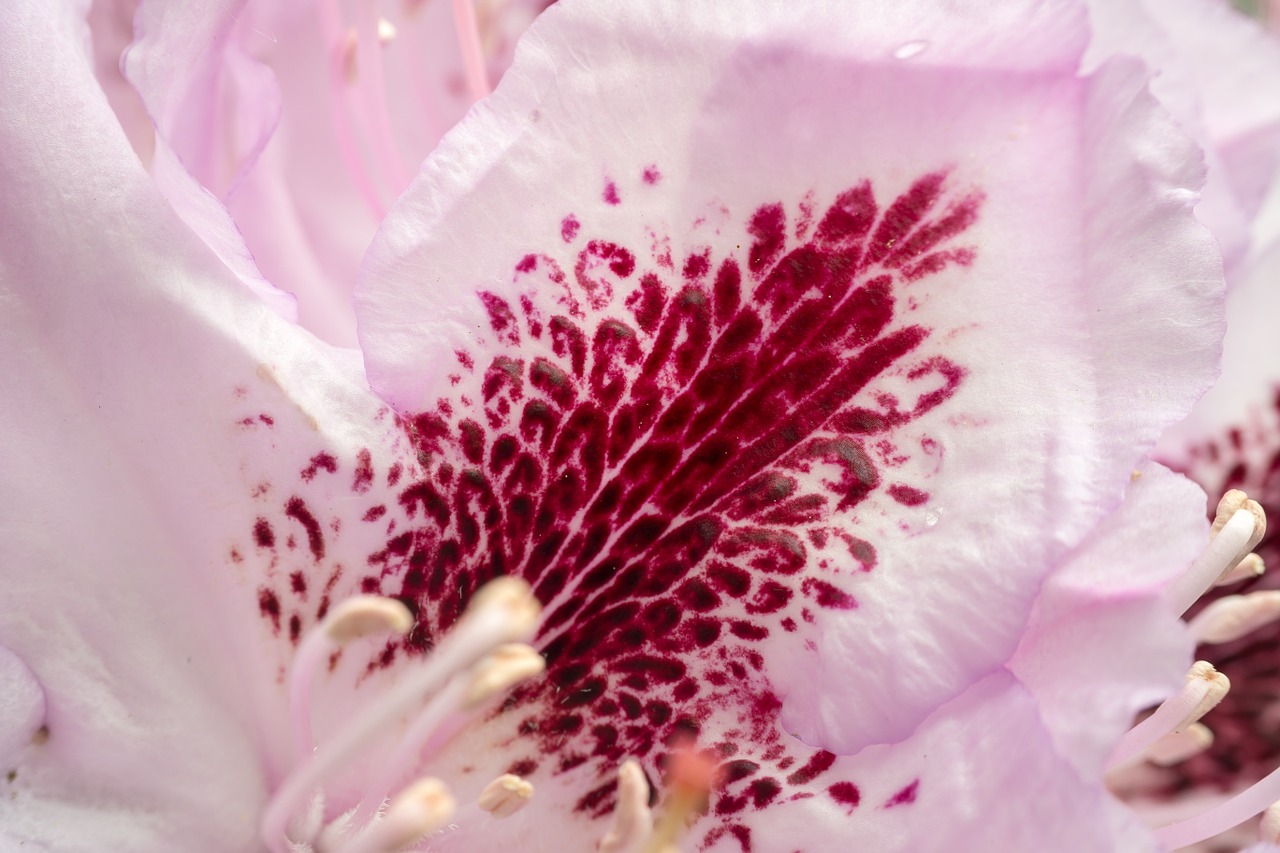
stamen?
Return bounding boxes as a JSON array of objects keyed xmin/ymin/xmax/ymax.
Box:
[
  {"xmin": 318, "ymin": 1, "xmax": 389, "ymax": 218},
  {"xmin": 450, "ymin": 0, "xmax": 491, "ymax": 101},
  {"xmin": 600, "ymin": 760, "xmax": 654, "ymax": 853},
  {"xmin": 463, "ymin": 643, "xmax": 545, "ymax": 709},
  {"xmin": 478, "ymin": 774, "xmax": 535, "ymax": 818},
  {"xmin": 643, "ymin": 749, "xmax": 716, "ymax": 853},
  {"xmin": 1106, "ymin": 662, "xmax": 1229, "ymax": 769},
  {"xmin": 1188, "ymin": 591, "xmax": 1280, "ymax": 645},
  {"xmin": 355, "ymin": 642, "xmax": 544, "ymax": 823},
  {"xmin": 289, "ymin": 595, "xmax": 413, "ymax": 761},
  {"xmin": 1212, "ymin": 491, "xmax": 1268, "ymax": 565},
  {"xmin": 1262, "ymin": 801, "xmax": 1280, "ymax": 843},
  {"xmin": 1146, "ymin": 723, "xmax": 1214, "ymax": 767},
  {"xmin": 261, "ymin": 578, "xmax": 539, "ymax": 853},
  {"xmin": 338, "ymin": 778, "xmax": 455, "ymax": 853},
  {"xmin": 1216, "ymin": 552, "xmax": 1266, "ymax": 587},
  {"xmin": 377, "ymin": 17, "xmax": 397, "ymax": 45},
  {"xmin": 353, "ymin": 4, "xmax": 412, "ymax": 192},
  {"xmin": 1153, "ymin": 761, "xmax": 1280, "ymax": 847},
  {"xmin": 1165, "ymin": 507, "xmax": 1264, "ymax": 615}
]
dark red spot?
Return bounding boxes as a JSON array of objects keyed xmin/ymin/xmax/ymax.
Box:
[
  {"xmin": 253, "ymin": 518, "xmax": 275, "ymax": 548},
  {"xmin": 603, "ymin": 180, "xmax": 620, "ymax": 206},
  {"xmin": 642, "ymin": 165, "xmax": 661, "ymax": 185},
  {"xmin": 884, "ymin": 779, "xmax": 919, "ymax": 807},
  {"xmin": 887, "ymin": 484, "xmax": 929, "ymax": 506},
  {"xmin": 786, "ymin": 750, "xmax": 836, "ymax": 785},
  {"xmin": 290, "ymin": 572, "xmax": 307, "ymax": 596},
  {"xmin": 352, "ymin": 449, "xmax": 374, "ymax": 493},
  {"xmin": 257, "ymin": 588, "xmax": 281, "ymax": 632},
  {"xmin": 829, "ymin": 781, "xmax": 861, "ymax": 808},
  {"xmin": 285, "ymin": 497, "xmax": 325, "ymax": 561},
  {"xmin": 561, "ymin": 215, "xmax": 581, "ymax": 243},
  {"xmin": 300, "ymin": 452, "xmax": 337, "ymax": 482}
]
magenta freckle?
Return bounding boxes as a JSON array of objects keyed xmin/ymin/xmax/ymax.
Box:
[
  {"xmin": 682, "ymin": 251, "xmax": 710, "ymax": 281},
  {"xmin": 351, "ymin": 449, "xmax": 374, "ymax": 494},
  {"xmin": 747, "ymin": 203, "xmax": 786, "ymax": 275},
  {"xmin": 288, "ymin": 614, "xmax": 302, "ymax": 643},
  {"xmin": 748, "ymin": 777, "xmax": 782, "ymax": 808},
  {"xmin": 252, "ymin": 518, "xmax": 275, "ymax": 548},
  {"xmin": 829, "ymin": 781, "xmax": 861, "ymax": 808},
  {"xmin": 802, "ymin": 577, "xmax": 857, "ymax": 610},
  {"xmin": 300, "ymin": 452, "xmax": 338, "ymax": 482},
  {"xmin": 603, "ymin": 180, "xmax": 621, "ymax": 205},
  {"xmin": 284, "ymin": 497, "xmax": 325, "ymax": 561},
  {"xmin": 642, "ymin": 165, "xmax": 661, "ymax": 185},
  {"xmin": 560, "ymin": 215, "xmax": 581, "ymax": 243},
  {"xmin": 787, "ymin": 750, "xmax": 836, "ymax": 785},
  {"xmin": 258, "ymin": 414, "xmax": 274, "ymax": 426},
  {"xmin": 257, "ymin": 588, "xmax": 281, "ymax": 631},
  {"xmin": 888, "ymin": 483, "xmax": 929, "ymax": 506},
  {"xmin": 479, "ymin": 292, "xmax": 521, "ymax": 346},
  {"xmin": 884, "ymin": 779, "xmax": 919, "ymax": 808},
  {"xmin": 362, "ymin": 505, "xmax": 386, "ymax": 523},
  {"xmin": 290, "ymin": 571, "xmax": 307, "ymax": 596}
]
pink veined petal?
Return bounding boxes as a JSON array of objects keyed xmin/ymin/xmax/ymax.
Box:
[
  {"xmin": 1084, "ymin": 0, "xmax": 1280, "ymax": 277},
  {"xmin": 356, "ymin": 0, "xmax": 1221, "ymax": 783},
  {"xmin": 120, "ymin": 0, "xmax": 297, "ymax": 323}
]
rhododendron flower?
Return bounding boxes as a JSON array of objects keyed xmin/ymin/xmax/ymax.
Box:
[{"xmin": 0, "ymin": 0, "xmax": 1249, "ymax": 851}]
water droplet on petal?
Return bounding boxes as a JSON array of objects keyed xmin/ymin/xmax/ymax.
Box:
[
  {"xmin": 894, "ymin": 40, "xmax": 928, "ymax": 60},
  {"xmin": 924, "ymin": 508, "xmax": 942, "ymax": 527}
]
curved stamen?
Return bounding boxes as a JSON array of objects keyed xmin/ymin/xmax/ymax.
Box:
[
  {"xmin": 600, "ymin": 760, "xmax": 653, "ymax": 853},
  {"xmin": 355, "ymin": 643, "xmax": 544, "ymax": 824},
  {"xmin": 318, "ymin": 0, "xmax": 389, "ymax": 219},
  {"xmin": 1154, "ymin": 763, "xmax": 1280, "ymax": 848},
  {"xmin": 450, "ymin": 0, "xmax": 491, "ymax": 101},
  {"xmin": 1214, "ymin": 552, "xmax": 1265, "ymax": 587},
  {"xmin": 261, "ymin": 578, "xmax": 539, "ymax": 853},
  {"xmin": 353, "ymin": 4, "xmax": 412, "ymax": 193},
  {"xmin": 1145, "ymin": 723, "xmax": 1214, "ymax": 767},
  {"xmin": 337, "ymin": 778, "xmax": 455, "ymax": 853},
  {"xmin": 1165, "ymin": 508, "xmax": 1263, "ymax": 616},
  {"xmin": 1188, "ymin": 591, "xmax": 1280, "ymax": 645},
  {"xmin": 289, "ymin": 595, "xmax": 413, "ymax": 762},
  {"xmin": 1107, "ymin": 662, "xmax": 1229, "ymax": 770}
]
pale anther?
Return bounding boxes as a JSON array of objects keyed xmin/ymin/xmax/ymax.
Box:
[
  {"xmin": 1179, "ymin": 661, "xmax": 1230, "ymax": 729},
  {"xmin": 600, "ymin": 760, "xmax": 654, "ymax": 853},
  {"xmin": 1146, "ymin": 722, "xmax": 1213, "ymax": 766},
  {"xmin": 464, "ymin": 576, "xmax": 541, "ymax": 642},
  {"xmin": 340, "ymin": 29, "xmax": 359, "ymax": 83},
  {"xmin": 1216, "ymin": 552, "xmax": 1266, "ymax": 586},
  {"xmin": 377, "ymin": 17, "xmax": 397, "ymax": 45},
  {"xmin": 478, "ymin": 773, "xmax": 534, "ymax": 818},
  {"xmin": 1213, "ymin": 490, "xmax": 1267, "ymax": 565},
  {"xmin": 341, "ymin": 778, "xmax": 455, "ymax": 853},
  {"xmin": 464, "ymin": 643, "xmax": 545, "ymax": 710},
  {"xmin": 325, "ymin": 595, "xmax": 414, "ymax": 644},
  {"xmin": 1107, "ymin": 661, "xmax": 1229, "ymax": 769},
  {"xmin": 1189, "ymin": 591, "xmax": 1280, "ymax": 645}
]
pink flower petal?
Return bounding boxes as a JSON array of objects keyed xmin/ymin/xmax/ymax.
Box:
[
  {"xmin": 357, "ymin": 0, "xmax": 1222, "ymax": 760},
  {"xmin": 1084, "ymin": 0, "xmax": 1280, "ymax": 276}
]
